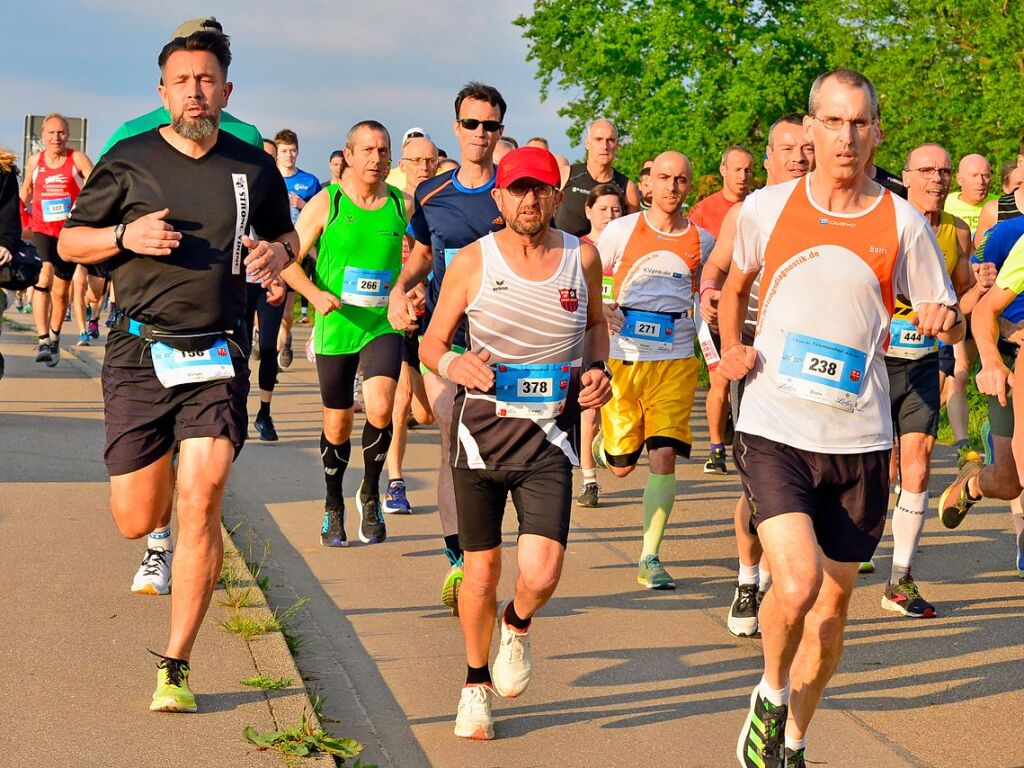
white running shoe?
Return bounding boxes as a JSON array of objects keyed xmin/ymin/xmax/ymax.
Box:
[
  {"xmin": 131, "ymin": 547, "xmax": 173, "ymax": 595},
  {"xmin": 453, "ymin": 685, "xmax": 494, "ymax": 740},
  {"xmin": 491, "ymin": 601, "xmax": 532, "ymax": 698}
]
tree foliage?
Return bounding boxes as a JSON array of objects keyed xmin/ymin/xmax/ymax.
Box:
[{"xmin": 515, "ymin": 0, "xmax": 1024, "ymax": 181}]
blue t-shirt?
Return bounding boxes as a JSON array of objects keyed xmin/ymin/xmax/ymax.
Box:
[
  {"xmin": 282, "ymin": 168, "xmax": 321, "ymax": 222},
  {"xmin": 973, "ymin": 216, "xmax": 1024, "ymax": 323},
  {"xmin": 407, "ymin": 168, "xmax": 504, "ymax": 344}
]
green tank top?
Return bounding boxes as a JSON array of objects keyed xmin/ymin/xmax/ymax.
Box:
[{"xmin": 315, "ymin": 184, "xmax": 406, "ymax": 355}]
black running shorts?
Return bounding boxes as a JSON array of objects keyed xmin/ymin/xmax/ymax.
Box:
[
  {"xmin": 315, "ymin": 332, "xmax": 403, "ymax": 410},
  {"xmin": 734, "ymin": 431, "xmax": 889, "ymax": 563},
  {"xmin": 937, "ymin": 344, "xmax": 955, "ymax": 378},
  {"xmin": 33, "ymin": 232, "xmax": 76, "ymax": 281},
  {"xmin": 101, "ymin": 360, "xmax": 250, "ymax": 476},
  {"xmin": 453, "ymin": 456, "xmax": 573, "ymax": 551},
  {"xmin": 886, "ymin": 353, "xmax": 940, "ymax": 437}
]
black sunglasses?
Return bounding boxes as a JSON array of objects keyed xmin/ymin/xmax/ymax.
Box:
[{"xmin": 458, "ymin": 118, "xmax": 503, "ymax": 133}]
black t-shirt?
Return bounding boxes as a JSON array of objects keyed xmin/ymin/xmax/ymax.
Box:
[
  {"xmin": 65, "ymin": 129, "xmax": 292, "ymax": 366},
  {"xmin": 555, "ymin": 162, "xmax": 631, "ymax": 237}
]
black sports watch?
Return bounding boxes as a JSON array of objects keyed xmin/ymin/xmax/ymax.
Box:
[
  {"xmin": 588, "ymin": 361, "xmax": 612, "ymax": 381},
  {"xmin": 113, "ymin": 222, "xmax": 127, "ymax": 251},
  {"xmin": 281, "ymin": 240, "xmax": 297, "ymax": 266}
]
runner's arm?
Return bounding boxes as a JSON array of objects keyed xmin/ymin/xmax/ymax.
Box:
[
  {"xmin": 699, "ymin": 205, "xmax": 739, "ymax": 324},
  {"xmin": 974, "ymin": 198, "xmax": 998, "ymax": 249},
  {"xmin": 19, "ymin": 154, "xmax": 37, "ymax": 205},
  {"xmin": 624, "ymin": 179, "xmax": 642, "ymax": 214},
  {"xmin": 387, "ymin": 239, "xmax": 432, "ymax": 332},
  {"xmin": 579, "ymin": 242, "xmax": 612, "ymax": 409},
  {"xmin": 74, "ymin": 152, "xmax": 95, "ymax": 181},
  {"xmin": 972, "ymin": 284, "xmax": 1016, "ymax": 405},
  {"xmin": 280, "ymin": 190, "xmax": 336, "ymax": 311},
  {"xmin": 954, "ymin": 217, "xmax": 990, "ymax": 316}
]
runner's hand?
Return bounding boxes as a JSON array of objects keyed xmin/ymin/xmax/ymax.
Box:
[
  {"xmin": 914, "ymin": 302, "xmax": 959, "ymax": 337},
  {"xmin": 388, "ymin": 286, "xmax": 419, "ymax": 332},
  {"xmin": 289, "ymin": 193, "xmax": 306, "ymax": 211},
  {"xmin": 123, "ymin": 208, "xmax": 181, "ymax": 256},
  {"xmin": 408, "ymin": 282, "xmax": 427, "ymax": 312},
  {"xmin": 717, "ymin": 344, "xmax": 756, "ymax": 381},
  {"xmin": 0, "ymin": 246, "xmax": 11, "ymax": 266},
  {"xmin": 265, "ymin": 278, "xmax": 286, "ymax": 307},
  {"xmin": 604, "ymin": 301, "xmax": 624, "ymax": 333},
  {"xmin": 977, "ymin": 359, "xmax": 1012, "ymax": 406},
  {"xmin": 242, "ymin": 237, "xmax": 288, "ymax": 284},
  {"xmin": 579, "ymin": 368, "xmax": 611, "ymax": 409},
  {"xmin": 447, "ymin": 349, "xmax": 494, "ymax": 391},
  {"xmin": 311, "ymin": 289, "xmax": 342, "ymax": 316},
  {"xmin": 974, "ymin": 261, "xmax": 997, "ymax": 291},
  {"xmin": 700, "ymin": 288, "xmax": 720, "ymax": 324}
]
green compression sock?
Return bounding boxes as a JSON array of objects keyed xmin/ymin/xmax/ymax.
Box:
[{"xmin": 641, "ymin": 472, "xmax": 677, "ymax": 557}]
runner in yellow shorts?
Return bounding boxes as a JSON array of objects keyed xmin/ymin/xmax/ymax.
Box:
[{"xmin": 595, "ymin": 150, "xmax": 713, "ymax": 590}]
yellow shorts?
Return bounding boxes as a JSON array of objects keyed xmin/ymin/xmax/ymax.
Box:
[{"xmin": 600, "ymin": 357, "xmax": 699, "ymax": 466}]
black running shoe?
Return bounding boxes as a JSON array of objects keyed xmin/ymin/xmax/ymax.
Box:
[
  {"xmin": 254, "ymin": 412, "xmax": 279, "ymax": 442},
  {"xmin": 727, "ymin": 582, "xmax": 759, "ymax": 637},
  {"xmin": 784, "ymin": 747, "xmax": 806, "ymax": 767},
  {"xmin": 704, "ymin": 447, "xmax": 727, "ymax": 475},
  {"xmin": 577, "ymin": 482, "xmax": 599, "ymax": 508},
  {"xmin": 35, "ymin": 341, "xmax": 52, "ymax": 363},
  {"xmin": 320, "ymin": 506, "xmax": 346, "ymax": 547},
  {"xmin": 737, "ymin": 687, "xmax": 786, "ymax": 768},
  {"xmin": 357, "ymin": 481, "xmax": 386, "ymax": 544}
]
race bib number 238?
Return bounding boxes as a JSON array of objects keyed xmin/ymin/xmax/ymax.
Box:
[{"xmin": 778, "ymin": 332, "xmax": 867, "ymax": 412}]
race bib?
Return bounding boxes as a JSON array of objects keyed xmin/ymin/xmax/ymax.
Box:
[
  {"xmin": 342, "ymin": 267, "xmax": 391, "ymax": 308},
  {"xmin": 41, "ymin": 196, "xmax": 72, "ymax": 223},
  {"xmin": 444, "ymin": 248, "xmax": 459, "ymax": 268},
  {"xmin": 697, "ymin": 319, "xmax": 721, "ymax": 369},
  {"xmin": 494, "ymin": 362, "xmax": 571, "ymax": 419},
  {"xmin": 151, "ymin": 338, "xmax": 235, "ymax": 388},
  {"xmin": 618, "ymin": 309, "xmax": 674, "ymax": 354},
  {"xmin": 778, "ymin": 333, "xmax": 867, "ymax": 413},
  {"xmin": 886, "ymin": 317, "xmax": 936, "ymax": 360},
  {"xmin": 601, "ymin": 275, "xmax": 614, "ymax": 302}
]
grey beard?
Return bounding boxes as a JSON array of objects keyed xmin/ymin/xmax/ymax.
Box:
[
  {"xmin": 509, "ymin": 217, "xmax": 545, "ymax": 236},
  {"xmin": 171, "ymin": 113, "xmax": 219, "ymax": 141}
]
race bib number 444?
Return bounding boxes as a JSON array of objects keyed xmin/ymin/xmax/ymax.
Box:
[{"xmin": 778, "ymin": 333, "xmax": 867, "ymax": 412}]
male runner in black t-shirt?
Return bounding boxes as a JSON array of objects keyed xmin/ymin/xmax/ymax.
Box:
[{"xmin": 59, "ymin": 30, "xmax": 296, "ymax": 713}]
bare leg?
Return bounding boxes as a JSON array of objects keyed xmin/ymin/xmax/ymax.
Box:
[
  {"xmin": 424, "ymin": 371, "xmax": 457, "ymax": 536},
  {"xmin": 460, "ymin": 548, "xmax": 501, "ymax": 667}
]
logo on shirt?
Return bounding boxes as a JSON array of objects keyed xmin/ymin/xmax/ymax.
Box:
[
  {"xmin": 230, "ymin": 173, "xmax": 250, "ymax": 275},
  {"xmin": 869, "ymin": 245, "xmax": 889, "ymax": 255},
  {"xmin": 491, "ymin": 216, "xmax": 505, "ymax": 226},
  {"xmin": 492, "ymin": 280, "xmax": 509, "ymax": 292},
  {"xmin": 818, "ymin": 218, "xmax": 856, "ymax": 229},
  {"xmin": 558, "ymin": 288, "xmax": 579, "ymax": 313}
]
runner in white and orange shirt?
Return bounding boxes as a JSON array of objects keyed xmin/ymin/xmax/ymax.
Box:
[{"xmin": 718, "ymin": 69, "xmax": 962, "ymax": 768}]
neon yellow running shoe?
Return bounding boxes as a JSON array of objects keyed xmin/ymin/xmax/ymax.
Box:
[
  {"xmin": 442, "ymin": 548, "xmax": 463, "ymax": 617},
  {"xmin": 149, "ymin": 652, "xmax": 197, "ymax": 713}
]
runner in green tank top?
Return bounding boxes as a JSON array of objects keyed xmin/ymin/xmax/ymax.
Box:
[{"xmin": 282, "ymin": 120, "xmax": 407, "ymax": 550}]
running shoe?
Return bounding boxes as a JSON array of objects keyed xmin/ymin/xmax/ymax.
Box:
[
  {"xmin": 982, "ymin": 419, "xmax": 994, "ymax": 465},
  {"xmin": 453, "ymin": 684, "xmax": 494, "ymax": 740},
  {"xmin": 881, "ymin": 575, "xmax": 936, "ymax": 618},
  {"xmin": 577, "ymin": 481, "xmax": 600, "ymax": 508},
  {"xmin": 46, "ymin": 336, "xmax": 60, "ymax": 367},
  {"xmin": 957, "ymin": 444, "xmax": 982, "ymax": 470},
  {"xmin": 278, "ymin": 333, "xmax": 293, "ymax": 369},
  {"xmin": 859, "ymin": 559, "xmax": 876, "ymax": 574},
  {"xmin": 14, "ymin": 292, "xmax": 24, "ymax": 312},
  {"xmin": 253, "ymin": 411, "xmax": 279, "ymax": 442},
  {"xmin": 383, "ymin": 479, "xmax": 413, "ymax": 514},
  {"xmin": 23, "ymin": 302, "xmax": 32, "ymax": 314},
  {"xmin": 356, "ymin": 481, "xmax": 386, "ymax": 543},
  {"xmin": 939, "ymin": 460, "xmax": 983, "ymax": 529},
  {"xmin": 35, "ymin": 341, "xmax": 52, "ymax": 364},
  {"xmin": 105, "ymin": 304, "xmax": 118, "ymax": 328},
  {"xmin": 442, "ymin": 548, "xmax": 463, "ymax": 616},
  {"xmin": 87, "ymin": 319, "xmax": 100, "ymax": 339},
  {"xmin": 737, "ymin": 687, "xmax": 787, "ymax": 768},
  {"xmin": 320, "ymin": 506, "xmax": 346, "ymax": 548},
  {"xmin": 1017, "ymin": 528, "xmax": 1024, "ymax": 579},
  {"xmin": 784, "ymin": 747, "xmax": 806, "ymax": 768},
  {"xmin": 637, "ymin": 554, "xmax": 675, "ymax": 590},
  {"xmin": 131, "ymin": 547, "xmax": 173, "ymax": 595},
  {"xmin": 727, "ymin": 582, "xmax": 759, "ymax": 637},
  {"xmin": 704, "ymin": 447, "xmax": 728, "ymax": 475},
  {"xmin": 299, "ymin": 310, "xmax": 310, "ymax": 324},
  {"xmin": 251, "ymin": 329, "xmax": 260, "ymax": 361},
  {"xmin": 76, "ymin": 331, "xmax": 90, "ymax": 346},
  {"xmin": 591, "ymin": 432, "xmax": 607, "ymax": 469},
  {"xmin": 149, "ymin": 652, "xmax": 197, "ymax": 713},
  {"xmin": 492, "ymin": 600, "xmax": 532, "ymax": 698}
]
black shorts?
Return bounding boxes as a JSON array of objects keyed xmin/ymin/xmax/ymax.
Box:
[
  {"xmin": 937, "ymin": 344, "xmax": 955, "ymax": 377},
  {"xmin": 33, "ymin": 232, "xmax": 76, "ymax": 281},
  {"xmin": 402, "ymin": 332, "xmax": 420, "ymax": 370},
  {"xmin": 734, "ymin": 431, "xmax": 889, "ymax": 563},
  {"xmin": 886, "ymin": 353, "xmax": 940, "ymax": 437},
  {"xmin": 101, "ymin": 360, "xmax": 250, "ymax": 476},
  {"xmin": 315, "ymin": 333, "xmax": 403, "ymax": 410},
  {"xmin": 453, "ymin": 456, "xmax": 573, "ymax": 551},
  {"xmin": 729, "ymin": 375, "xmax": 747, "ymax": 424}
]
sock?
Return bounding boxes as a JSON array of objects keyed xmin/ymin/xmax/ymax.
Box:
[
  {"xmin": 641, "ymin": 473, "xmax": 676, "ymax": 557},
  {"xmin": 710, "ymin": 442, "xmax": 725, "ymax": 451},
  {"xmin": 147, "ymin": 526, "xmax": 173, "ymax": 552},
  {"xmin": 738, "ymin": 562, "xmax": 759, "ymax": 586},
  {"xmin": 758, "ymin": 675, "xmax": 789, "ymax": 707},
  {"xmin": 444, "ymin": 533, "xmax": 462, "ymax": 560},
  {"xmin": 320, "ymin": 432, "xmax": 351, "ymax": 510},
  {"xmin": 758, "ymin": 567, "xmax": 772, "ymax": 592},
  {"xmin": 582, "ymin": 467, "xmax": 598, "ymax": 482},
  {"xmin": 785, "ymin": 734, "xmax": 806, "ymax": 752},
  {"xmin": 360, "ymin": 421, "xmax": 393, "ymax": 498},
  {"xmin": 890, "ymin": 490, "xmax": 927, "ymax": 584},
  {"xmin": 465, "ymin": 664, "xmax": 491, "ymax": 686},
  {"xmin": 504, "ymin": 600, "xmax": 532, "ymax": 631},
  {"xmin": 50, "ymin": 328, "xmax": 61, "ymax": 341},
  {"xmin": 38, "ymin": 334, "xmax": 48, "ymax": 344},
  {"xmin": 258, "ymin": 401, "xmax": 270, "ymax": 418}
]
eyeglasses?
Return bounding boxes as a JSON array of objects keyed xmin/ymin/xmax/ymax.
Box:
[
  {"xmin": 813, "ymin": 116, "xmax": 875, "ymax": 133},
  {"xmin": 506, "ymin": 183, "xmax": 556, "ymax": 199},
  {"xmin": 905, "ymin": 166, "xmax": 953, "ymax": 179},
  {"xmin": 458, "ymin": 118, "xmax": 503, "ymax": 133},
  {"xmin": 401, "ymin": 157, "xmax": 438, "ymax": 166}
]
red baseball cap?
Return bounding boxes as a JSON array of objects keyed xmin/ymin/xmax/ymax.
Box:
[{"xmin": 496, "ymin": 146, "xmax": 561, "ymax": 189}]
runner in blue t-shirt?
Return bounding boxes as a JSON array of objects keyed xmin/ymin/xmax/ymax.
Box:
[{"xmin": 387, "ymin": 82, "xmax": 507, "ymax": 617}]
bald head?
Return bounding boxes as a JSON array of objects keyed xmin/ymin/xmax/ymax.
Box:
[
  {"xmin": 649, "ymin": 151, "xmax": 692, "ymax": 216},
  {"xmin": 584, "ymin": 119, "xmax": 620, "ymax": 168},
  {"xmin": 956, "ymin": 153, "xmax": 993, "ymax": 205},
  {"xmin": 902, "ymin": 144, "xmax": 952, "ymax": 216}
]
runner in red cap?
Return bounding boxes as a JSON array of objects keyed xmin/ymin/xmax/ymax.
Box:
[{"xmin": 421, "ymin": 144, "xmax": 611, "ymax": 740}]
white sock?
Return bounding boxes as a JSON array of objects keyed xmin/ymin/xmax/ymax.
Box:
[
  {"xmin": 890, "ymin": 490, "xmax": 927, "ymax": 578},
  {"xmin": 147, "ymin": 526, "xmax": 173, "ymax": 552},
  {"xmin": 1011, "ymin": 496, "xmax": 1024, "ymax": 538},
  {"xmin": 582, "ymin": 467, "xmax": 598, "ymax": 482},
  {"xmin": 738, "ymin": 562, "xmax": 759, "ymax": 586},
  {"xmin": 758, "ymin": 675, "xmax": 789, "ymax": 707},
  {"xmin": 785, "ymin": 734, "xmax": 806, "ymax": 752},
  {"xmin": 758, "ymin": 567, "xmax": 772, "ymax": 592}
]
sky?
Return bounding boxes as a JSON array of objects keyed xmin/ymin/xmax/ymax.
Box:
[{"xmin": 1, "ymin": 1, "xmax": 576, "ymax": 175}]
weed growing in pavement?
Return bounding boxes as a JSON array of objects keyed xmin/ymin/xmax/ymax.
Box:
[
  {"xmin": 243, "ymin": 707, "xmax": 375, "ymax": 764},
  {"xmin": 220, "ymin": 597, "xmax": 310, "ymax": 640},
  {"xmin": 241, "ymin": 675, "xmax": 293, "ymax": 690}
]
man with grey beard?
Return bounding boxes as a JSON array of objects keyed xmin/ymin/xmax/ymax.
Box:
[{"xmin": 59, "ymin": 29, "xmax": 296, "ymax": 713}]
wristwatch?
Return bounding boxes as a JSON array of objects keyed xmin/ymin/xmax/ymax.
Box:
[
  {"xmin": 282, "ymin": 240, "xmax": 297, "ymax": 266},
  {"xmin": 588, "ymin": 361, "xmax": 612, "ymax": 381},
  {"xmin": 113, "ymin": 222, "xmax": 127, "ymax": 251}
]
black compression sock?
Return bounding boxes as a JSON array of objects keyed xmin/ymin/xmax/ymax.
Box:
[
  {"xmin": 361, "ymin": 421, "xmax": 393, "ymax": 498},
  {"xmin": 504, "ymin": 600, "xmax": 532, "ymax": 631},
  {"xmin": 320, "ymin": 432, "xmax": 351, "ymax": 510},
  {"xmin": 465, "ymin": 664, "xmax": 492, "ymax": 686},
  {"xmin": 444, "ymin": 534, "xmax": 462, "ymax": 560},
  {"xmin": 258, "ymin": 401, "xmax": 270, "ymax": 418}
]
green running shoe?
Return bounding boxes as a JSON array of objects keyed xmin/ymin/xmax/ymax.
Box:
[
  {"xmin": 737, "ymin": 686, "xmax": 786, "ymax": 768},
  {"xmin": 591, "ymin": 432, "xmax": 607, "ymax": 469},
  {"xmin": 784, "ymin": 747, "xmax": 806, "ymax": 767},
  {"xmin": 859, "ymin": 559, "xmax": 875, "ymax": 574},
  {"xmin": 149, "ymin": 652, "xmax": 197, "ymax": 713},
  {"xmin": 442, "ymin": 548, "xmax": 463, "ymax": 616},
  {"xmin": 637, "ymin": 554, "xmax": 675, "ymax": 590}
]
